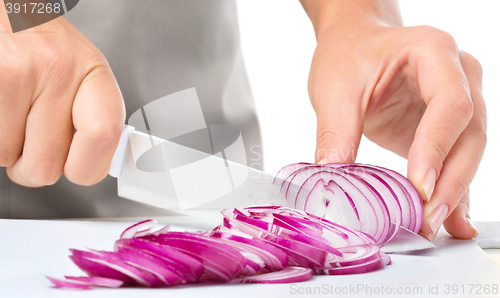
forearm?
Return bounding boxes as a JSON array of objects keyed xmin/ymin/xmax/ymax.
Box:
[{"xmin": 299, "ymin": 0, "xmax": 403, "ymax": 39}]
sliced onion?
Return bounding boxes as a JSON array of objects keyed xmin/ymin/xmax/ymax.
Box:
[
  {"xmin": 234, "ymin": 266, "xmax": 312, "ymax": 284},
  {"xmin": 220, "ymin": 211, "xmax": 328, "ymax": 268},
  {"xmin": 315, "ymin": 258, "xmax": 384, "ymax": 275},
  {"xmin": 46, "ymin": 276, "xmax": 92, "ymax": 289},
  {"xmin": 210, "ymin": 231, "xmax": 288, "ymax": 272},
  {"xmin": 50, "ymin": 162, "xmax": 422, "ymax": 289},
  {"xmin": 69, "ymin": 249, "xmax": 161, "ymax": 287},
  {"xmin": 380, "ymin": 252, "xmax": 392, "ymax": 266},
  {"xmin": 46, "ymin": 275, "xmax": 125, "ymax": 289},
  {"xmin": 331, "ymin": 245, "xmax": 381, "ymax": 267},
  {"xmin": 245, "ymin": 206, "xmax": 376, "ymax": 246},
  {"xmin": 116, "ymin": 238, "xmax": 203, "ymax": 282},
  {"xmin": 239, "ymin": 257, "xmax": 263, "ymax": 276},
  {"xmin": 152, "ymin": 232, "xmax": 247, "ymax": 282},
  {"xmin": 111, "ymin": 246, "xmax": 185, "ymax": 286},
  {"xmin": 64, "ymin": 276, "xmax": 124, "ymax": 288},
  {"xmin": 120, "ymin": 219, "xmax": 157, "ymax": 239}
]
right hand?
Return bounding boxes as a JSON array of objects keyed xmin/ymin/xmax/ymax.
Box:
[{"xmin": 0, "ymin": 4, "xmax": 125, "ymax": 187}]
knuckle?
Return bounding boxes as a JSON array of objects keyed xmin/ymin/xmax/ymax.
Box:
[
  {"xmin": 454, "ymin": 93, "xmax": 474, "ymax": 121},
  {"xmin": 36, "ymin": 33, "xmax": 108, "ymax": 82},
  {"xmin": 473, "ymin": 122, "xmax": 487, "ymax": 150},
  {"xmin": 0, "ymin": 55, "xmax": 33, "ymax": 85},
  {"xmin": 316, "ymin": 129, "xmax": 339, "ymax": 146},
  {"xmin": 429, "ymin": 139, "xmax": 448, "ymax": 163},
  {"xmin": 83, "ymin": 119, "xmax": 123, "ymax": 142},
  {"xmin": 479, "ymin": 129, "xmax": 487, "ymax": 149},
  {"xmin": 435, "ymin": 31, "xmax": 456, "ymax": 48},
  {"xmin": 81, "ymin": 49, "xmax": 113, "ymax": 76},
  {"xmin": 41, "ymin": 46, "xmax": 73, "ymax": 81},
  {"xmin": 461, "ymin": 51, "xmax": 483, "ymax": 78},
  {"xmin": 415, "ymin": 25, "xmax": 457, "ymax": 51},
  {"xmin": 444, "ymin": 88, "xmax": 474, "ymax": 123},
  {"xmin": 413, "ymin": 25, "xmax": 435, "ymax": 35},
  {"xmin": 89, "ymin": 53, "xmax": 110, "ymax": 69},
  {"xmin": 316, "ymin": 129, "xmax": 344, "ymax": 155},
  {"xmin": 449, "ymin": 178, "xmax": 469, "ymax": 201},
  {"xmin": 315, "ymin": 129, "xmax": 357, "ymax": 161},
  {"xmin": 458, "ymin": 193, "xmax": 470, "ymax": 211},
  {"xmin": 0, "ymin": 150, "xmax": 19, "ymax": 167},
  {"xmin": 468, "ymin": 111, "xmax": 488, "ymax": 142}
]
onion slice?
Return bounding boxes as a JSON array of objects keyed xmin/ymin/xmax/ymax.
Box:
[
  {"xmin": 234, "ymin": 266, "xmax": 312, "ymax": 284},
  {"xmin": 46, "ymin": 276, "xmax": 124, "ymax": 289}
]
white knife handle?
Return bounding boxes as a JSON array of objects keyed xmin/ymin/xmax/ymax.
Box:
[{"xmin": 109, "ymin": 124, "xmax": 135, "ymax": 178}]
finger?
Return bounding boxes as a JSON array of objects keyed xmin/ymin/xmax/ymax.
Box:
[
  {"xmin": 64, "ymin": 62, "xmax": 125, "ymax": 186},
  {"xmin": 6, "ymin": 86, "xmax": 74, "ymax": 187},
  {"xmin": 442, "ymin": 189, "xmax": 478, "ymax": 239},
  {"xmin": 407, "ymin": 37, "xmax": 475, "ymax": 202},
  {"xmin": 0, "ymin": 58, "xmax": 32, "ymax": 167},
  {"xmin": 417, "ymin": 51, "xmax": 486, "ymax": 242},
  {"xmin": 312, "ymin": 74, "xmax": 364, "ymax": 164},
  {"xmin": 418, "ymin": 125, "xmax": 483, "ymax": 242}
]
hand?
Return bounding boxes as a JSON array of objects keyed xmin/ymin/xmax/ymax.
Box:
[
  {"xmin": 307, "ymin": 24, "xmax": 485, "ymax": 242},
  {"xmin": 0, "ymin": 5, "xmax": 125, "ymax": 187}
]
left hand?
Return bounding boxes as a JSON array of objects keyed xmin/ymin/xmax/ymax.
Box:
[{"xmin": 307, "ymin": 24, "xmax": 486, "ymax": 242}]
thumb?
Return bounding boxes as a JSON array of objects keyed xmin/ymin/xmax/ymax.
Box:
[
  {"xmin": 442, "ymin": 189, "xmax": 478, "ymax": 240},
  {"xmin": 419, "ymin": 189, "xmax": 478, "ymax": 242},
  {"xmin": 313, "ymin": 92, "xmax": 364, "ymax": 164}
]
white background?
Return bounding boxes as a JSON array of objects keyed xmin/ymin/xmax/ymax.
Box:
[{"xmin": 237, "ymin": 0, "xmax": 500, "ymax": 221}]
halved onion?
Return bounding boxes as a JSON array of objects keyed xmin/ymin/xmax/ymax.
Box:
[{"xmin": 272, "ymin": 163, "xmax": 422, "ymax": 246}]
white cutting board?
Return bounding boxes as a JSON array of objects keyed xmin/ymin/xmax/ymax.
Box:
[{"xmin": 0, "ymin": 217, "xmax": 499, "ymax": 298}]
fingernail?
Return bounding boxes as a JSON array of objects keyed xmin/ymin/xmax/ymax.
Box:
[
  {"xmin": 420, "ymin": 232, "xmax": 435, "ymax": 243},
  {"xmin": 429, "ymin": 203, "xmax": 449, "ymax": 236},
  {"xmin": 422, "ymin": 168, "xmax": 437, "ymax": 201},
  {"xmin": 317, "ymin": 158, "xmax": 328, "ymax": 165},
  {"xmin": 466, "ymin": 217, "xmax": 479, "ymax": 239}
]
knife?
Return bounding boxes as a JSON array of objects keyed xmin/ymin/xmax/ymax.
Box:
[
  {"xmin": 109, "ymin": 125, "xmax": 287, "ymax": 217},
  {"xmin": 108, "ymin": 125, "xmax": 435, "ymax": 253}
]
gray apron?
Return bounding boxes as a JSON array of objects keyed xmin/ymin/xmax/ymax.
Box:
[{"xmin": 0, "ymin": 0, "xmax": 262, "ymax": 219}]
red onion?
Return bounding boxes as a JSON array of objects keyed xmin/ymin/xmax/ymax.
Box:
[
  {"xmin": 48, "ymin": 162, "xmax": 424, "ymax": 289},
  {"xmin": 273, "ymin": 163, "xmax": 423, "ymax": 246}
]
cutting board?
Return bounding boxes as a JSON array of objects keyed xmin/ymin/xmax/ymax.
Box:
[{"xmin": 1, "ymin": 217, "xmax": 499, "ymax": 298}]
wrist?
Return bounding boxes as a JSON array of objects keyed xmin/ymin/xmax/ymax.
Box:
[{"xmin": 300, "ymin": 0, "xmax": 403, "ymax": 41}]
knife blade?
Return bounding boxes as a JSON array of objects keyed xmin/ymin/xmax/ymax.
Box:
[
  {"xmin": 382, "ymin": 223, "xmax": 436, "ymax": 253},
  {"xmin": 109, "ymin": 125, "xmax": 434, "ymax": 252},
  {"xmin": 109, "ymin": 126, "xmax": 288, "ymax": 219}
]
